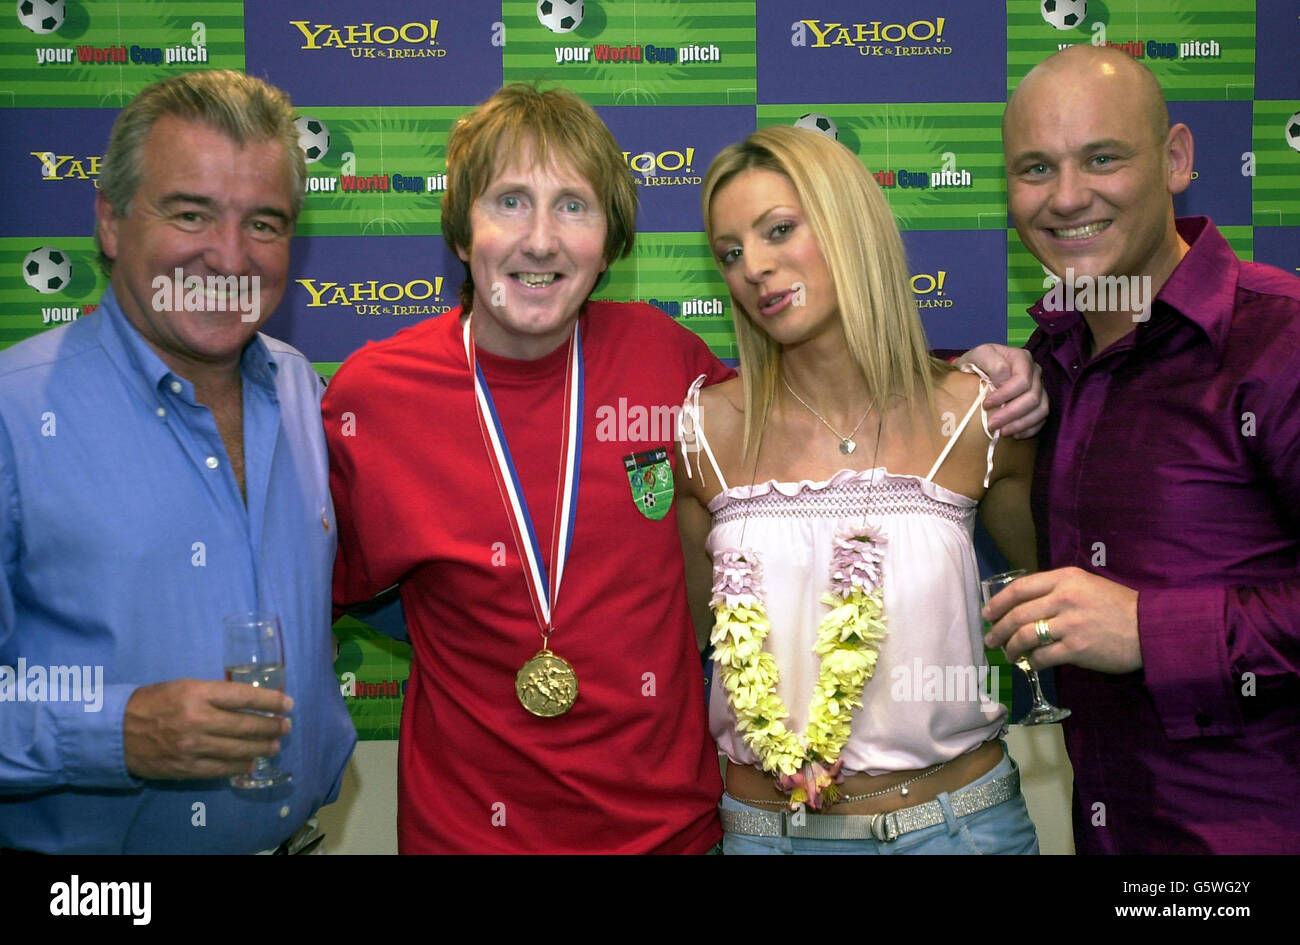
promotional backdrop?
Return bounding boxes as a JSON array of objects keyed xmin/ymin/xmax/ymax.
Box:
[{"xmin": 2, "ymin": 0, "xmax": 1296, "ymax": 737}]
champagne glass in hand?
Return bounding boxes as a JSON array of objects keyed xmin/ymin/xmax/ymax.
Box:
[
  {"xmin": 223, "ymin": 612, "xmax": 292, "ymax": 788},
  {"xmin": 980, "ymin": 570, "xmax": 1071, "ymax": 726}
]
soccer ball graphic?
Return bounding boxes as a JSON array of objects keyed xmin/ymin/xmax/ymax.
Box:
[
  {"xmin": 794, "ymin": 113, "xmax": 838, "ymax": 141},
  {"xmin": 17, "ymin": 0, "xmax": 64, "ymax": 34},
  {"xmin": 1286, "ymin": 112, "xmax": 1300, "ymax": 154},
  {"xmin": 1041, "ymin": 0, "xmax": 1087, "ymax": 30},
  {"xmin": 22, "ymin": 246, "xmax": 71, "ymax": 295},
  {"xmin": 295, "ymin": 116, "xmax": 330, "ymax": 164},
  {"xmin": 538, "ymin": 0, "xmax": 583, "ymax": 34}
]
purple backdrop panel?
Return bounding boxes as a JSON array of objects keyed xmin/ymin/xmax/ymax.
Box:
[
  {"xmin": 901, "ymin": 229, "xmax": 1007, "ymax": 351},
  {"xmin": 2, "ymin": 109, "xmax": 118, "ymax": 237},
  {"xmin": 243, "ymin": 1, "xmax": 503, "ymax": 107},
  {"xmin": 265, "ymin": 234, "xmax": 463, "ymax": 363},
  {"xmin": 596, "ymin": 105, "xmax": 757, "ymax": 233},
  {"xmin": 1255, "ymin": 0, "xmax": 1300, "ymax": 101},
  {"xmin": 1170, "ymin": 102, "xmax": 1253, "ymax": 226},
  {"xmin": 756, "ymin": 2, "xmax": 1005, "ymax": 104},
  {"xmin": 1254, "ymin": 226, "xmax": 1300, "ymax": 277}
]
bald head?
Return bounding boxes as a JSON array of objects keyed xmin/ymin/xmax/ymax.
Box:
[
  {"xmin": 1006, "ymin": 45, "xmax": 1170, "ymax": 150},
  {"xmin": 1001, "ymin": 44, "xmax": 1195, "ymax": 308}
]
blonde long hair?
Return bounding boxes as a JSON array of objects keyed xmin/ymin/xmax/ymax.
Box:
[{"xmin": 701, "ymin": 126, "xmax": 942, "ymax": 457}]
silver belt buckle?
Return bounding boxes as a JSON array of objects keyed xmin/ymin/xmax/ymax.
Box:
[{"xmin": 869, "ymin": 812, "xmax": 900, "ymax": 842}]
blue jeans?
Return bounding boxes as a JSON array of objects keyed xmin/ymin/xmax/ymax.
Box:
[{"xmin": 721, "ymin": 746, "xmax": 1039, "ymax": 855}]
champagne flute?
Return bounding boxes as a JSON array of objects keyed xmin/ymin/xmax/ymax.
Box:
[
  {"xmin": 223, "ymin": 612, "xmax": 293, "ymax": 788},
  {"xmin": 980, "ymin": 570, "xmax": 1071, "ymax": 725}
]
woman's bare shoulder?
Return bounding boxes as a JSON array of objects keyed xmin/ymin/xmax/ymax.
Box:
[
  {"xmin": 697, "ymin": 376, "xmax": 745, "ymax": 418},
  {"xmin": 693, "ymin": 376, "xmax": 747, "ymax": 472},
  {"xmin": 923, "ymin": 366, "xmax": 998, "ymax": 495},
  {"xmin": 932, "ymin": 364, "xmax": 983, "ymax": 413}
]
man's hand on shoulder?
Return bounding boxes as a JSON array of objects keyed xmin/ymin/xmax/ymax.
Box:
[
  {"xmin": 957, "ymin": 343, "xmax": 1047, "ymax": 438},
  {"xmin": 982, "ymin": 567, "xmax": 1141, "ymax": 674},
  {"xmin": 123, "ymin": 679, "xmax": 292, "ymax": 780}
]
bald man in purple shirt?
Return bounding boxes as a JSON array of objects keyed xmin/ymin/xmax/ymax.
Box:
[{"xmin": 985, "ymin": 45, "xmax": 1300, "ymax": 854}]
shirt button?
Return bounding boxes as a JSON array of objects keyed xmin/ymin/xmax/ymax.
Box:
[
  {"xmin": 169, "ymin": 380, "xmax": 183, "ymax": 394},
  {"xmin": 205, "ymin": 456, "xmax": 219, "ymax": 469},
  {"xmin": 155, "ymin": 407, "xmax": 166, "ymax": 418},
  {"xmin": 279, "ymin": 805, "xmax": 290, "ymax": 819},
  {"xmin": 1195, "ymin": 712, "xmax": 1212, "ymax": 728}
]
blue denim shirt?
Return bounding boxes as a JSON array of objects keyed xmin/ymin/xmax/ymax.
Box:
[{"xmin": 0, "ymin": 287, "xmax": 355, "ymax": 852}]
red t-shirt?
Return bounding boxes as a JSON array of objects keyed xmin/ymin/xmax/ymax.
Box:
[{"xmin": 324, "ymin": 302, "xmax": 732, "ymax": 852}]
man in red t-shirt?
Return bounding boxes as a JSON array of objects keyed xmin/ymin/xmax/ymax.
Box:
[{"xmin": 323, "ymin": 85, "xmax": 1044, "ymax": 853}]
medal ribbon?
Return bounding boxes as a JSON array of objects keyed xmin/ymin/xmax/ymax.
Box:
[{"xmin": 463, "ymin": 317, "xmax": 583, "ymax": 638}]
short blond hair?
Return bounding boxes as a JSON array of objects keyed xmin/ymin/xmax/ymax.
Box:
[
  {"xmin": 702, "ymin": 126, "xmax": 941, "ymax": 456},
  {"xmin": 441, "ymin": 84, "xmax": 637, "ymax": 310}
]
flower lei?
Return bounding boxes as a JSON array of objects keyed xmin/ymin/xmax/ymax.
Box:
[{"xmin": 710, "ymin": 531, "xmax": 888, "ymax": 810}]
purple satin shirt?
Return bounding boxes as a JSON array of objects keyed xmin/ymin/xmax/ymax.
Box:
[{"xmin": 1027, "ymin": 217, "xmax": 1300, "ymax": 854}]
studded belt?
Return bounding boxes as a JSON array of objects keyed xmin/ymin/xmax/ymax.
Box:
[{"xmin": 719, "ymin": 768, "xmax": 1019, "ymax": 842}]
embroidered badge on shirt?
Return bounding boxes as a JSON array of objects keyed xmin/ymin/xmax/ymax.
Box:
[{"xmin": 623, "ymin": 448, "xmax": 673, "ymax": 521}]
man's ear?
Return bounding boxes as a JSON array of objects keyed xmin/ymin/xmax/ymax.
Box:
[
  {"xmin": 95, "ymin": 191, "xmax": 120, "ymax": 262},
  {"xmin": 1165, "ymin": 122, "xmax": 1194, "ymax": 197}
]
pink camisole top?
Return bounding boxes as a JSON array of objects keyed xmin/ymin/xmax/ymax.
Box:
[{"xmin": 681, "ymin": 373, "xmax": 1008, "ymax": 776}]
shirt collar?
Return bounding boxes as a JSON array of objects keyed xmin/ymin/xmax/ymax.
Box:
[
  {"xmin": 1027, "ymin": 217, "xmax": 1235, "ymax": 359},
  {"xmin": 239, "ymin": 334, "xmax": 279, "ymax": 391},
  {"xmin": 95, "ymin": 284, "xmax": 280, "ymax": 399},
  {"xmin": 1154, "ymin": 217, "xmax": 1236, "ymax": 359}
]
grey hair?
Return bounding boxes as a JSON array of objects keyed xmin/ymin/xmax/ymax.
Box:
[{"xmin": 96, "ymin": 70, "xmax": 305, "ymax": 273}]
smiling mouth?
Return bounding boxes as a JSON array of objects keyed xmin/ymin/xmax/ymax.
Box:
[
  {"xmin": 1051, "ymin": 221, "xmax": 1110, "ymax": 240},
  {"xmin": 514, "ymin": 272, "xmax": 558, "ymax": 287}
]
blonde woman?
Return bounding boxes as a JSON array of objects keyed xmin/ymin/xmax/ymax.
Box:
[{"xmin": 678, "ymin": 126, "xmax": 1039, "ymax": 854}]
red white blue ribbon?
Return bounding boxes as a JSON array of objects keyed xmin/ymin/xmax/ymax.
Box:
[{"xmin": 463, "ymin": 317, "xmax": 583, "ymax": 635}]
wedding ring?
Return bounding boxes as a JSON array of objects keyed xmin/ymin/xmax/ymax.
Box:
[{"xmin": 1034, "ymin": 619, "xmax": 1054, "ymax": 646}]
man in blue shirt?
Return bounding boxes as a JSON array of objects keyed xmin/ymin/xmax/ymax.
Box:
[{"xmin": 0, "ymin": 71, "xmax": 355, "ymax": 852}]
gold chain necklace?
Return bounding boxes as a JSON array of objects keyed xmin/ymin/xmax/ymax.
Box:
[{"xmin": 781, "ymin": 376, "xmax": 871, "ymax": 455}]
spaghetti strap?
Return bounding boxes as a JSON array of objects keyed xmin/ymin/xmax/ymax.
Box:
[
  {"xmin": 680, "ymin": 374, "xmax": 729, "ymax": 491},
  {"xmin": 924, "ymin": 366, "xmax": 999, "ymax": 488}
]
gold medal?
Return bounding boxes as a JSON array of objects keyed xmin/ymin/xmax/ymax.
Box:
[
  {"xmin": 515, "ymin": 648, "xmax": 578, "ymax": 717},
  {"xmin": 467, "ymin": 320, "xmax": 585, "ymax": 720}
]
